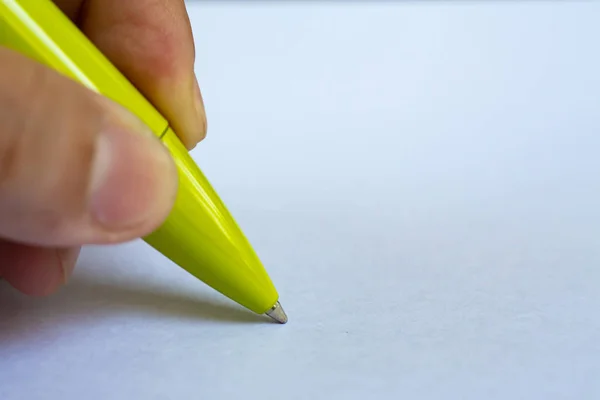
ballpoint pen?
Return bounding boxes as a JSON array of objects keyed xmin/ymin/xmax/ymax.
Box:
[{"xmin": 0, "ymin": 0, "xmax": 287, "ymax": 324}]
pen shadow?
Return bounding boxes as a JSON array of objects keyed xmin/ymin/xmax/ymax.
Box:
[{"xmin": 0, "ymin": 265, "xmax": 272, "ymax": 345}]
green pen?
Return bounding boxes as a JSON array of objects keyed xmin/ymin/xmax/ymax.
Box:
[{"xmin": 0, "ymin": 0, "xmax": 288, "ymax": 324}]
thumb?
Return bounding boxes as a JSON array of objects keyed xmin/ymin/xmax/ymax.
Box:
[{"xmin": 0, "ymin": 48, "xmax": 178, "ymax": 247}]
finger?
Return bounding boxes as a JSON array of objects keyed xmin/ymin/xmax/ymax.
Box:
[
  {"xmin": 0, "ymin": 241, "xmax": 80, "ymax": 296},
  {"xmin": 77, "ymin": 0, "xmax": 206, "ymax": 150},
  {"xmin": 51, "ymin": 0, "xmax": 206, "ymax": 148},
  {"xmin": 0, "ymin": 47, "xmax": 178, "ymax": 248}
]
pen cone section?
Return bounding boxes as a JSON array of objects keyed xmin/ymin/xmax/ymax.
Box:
[{"xmin": 144, "ymin": 128, "xmax": 278, "ymax": 314}]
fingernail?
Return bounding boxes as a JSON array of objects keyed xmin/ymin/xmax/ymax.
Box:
[
  {"xmin": 193, "ymin": 77, "xmax": 207, "ymax": 140},
  {"xmin": 181, "ymin": 79, "xmax": 206, "ymax": 151},
  {"xmin": 89, "ymin": 119, "xmax": 177, "ymax": 232},
  {"xmin": 57, "ymin": 247, "xmax": 81, "ymax": 285}
]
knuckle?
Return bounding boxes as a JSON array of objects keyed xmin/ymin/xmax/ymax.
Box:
[{"xmin": 127, "ymin": 24, "xmax": 183, "ymax": 76}]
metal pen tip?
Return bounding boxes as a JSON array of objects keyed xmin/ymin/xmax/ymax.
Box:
[{"xmin": 265, "ymin": 301, "xmax": 288, "ymax": 324}]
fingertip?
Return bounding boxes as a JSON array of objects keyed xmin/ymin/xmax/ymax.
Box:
[
  {"xmin": 0, "ymin": 242, "xmax": 72, "ymax": 296},
  {"xmin": 174, "ymin": 76, "xmax": 207, "ymax": 151},
  {"xmin": 89, "ymin": 124, "xmax": 178, "ymax": 241}
]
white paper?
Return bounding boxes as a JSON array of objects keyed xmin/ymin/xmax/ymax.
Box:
[{"xmin": 2, "ymin": 2, "xmax": 600, "ymax": 399}]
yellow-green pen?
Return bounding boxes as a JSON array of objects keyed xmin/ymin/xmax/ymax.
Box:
[{"xmin": 0, "ymin": 0, "xmax": 288, "ymax": 323}]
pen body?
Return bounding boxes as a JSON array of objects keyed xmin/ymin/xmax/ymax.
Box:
[{"xmin": 0, "ymin": 0, "xmax": 279, "ymax": 314}]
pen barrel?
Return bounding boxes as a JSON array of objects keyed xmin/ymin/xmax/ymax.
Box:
[
  {"xmin": 0, "ymin": 0, "xmax": 168, "ymax": 137},
  {"xmin": 1, "ymin": 0, "xmax": 280, "ymax": 315},
  {"xmin": 144, "ymin": 128, "xmax": 279, "ymax": 314}
]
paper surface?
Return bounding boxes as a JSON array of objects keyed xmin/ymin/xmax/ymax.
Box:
[{"xmin": 2, "ymin": 2, "xmax": 600, "ymax": 399}]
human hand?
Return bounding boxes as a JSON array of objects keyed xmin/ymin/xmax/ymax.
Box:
[{"xmin": 0, "ymin": 0, "xmax": 206, "ymax": 296}]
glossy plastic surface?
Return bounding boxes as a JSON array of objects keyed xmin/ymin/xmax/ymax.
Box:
[
  {"xmin": 0, "ymin": 0, "xmax": 279, "ymax": 314},
  {"xmin": 145, "ymin": 129, "xmax": 278, "ymax": 313}
]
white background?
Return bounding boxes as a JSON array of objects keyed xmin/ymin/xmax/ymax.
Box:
[{"xmin": 2, "ymin": 2, "xmax": 600, "ymax": 399}]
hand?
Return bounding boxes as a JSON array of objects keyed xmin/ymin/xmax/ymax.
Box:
[{"xmin": 0, "ymin": 0, "xmax": 206, "ymax": 296}]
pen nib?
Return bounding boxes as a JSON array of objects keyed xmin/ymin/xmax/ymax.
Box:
[{"xmin": 265, "ymin": 301, "xmax": 288, "ymax": 324}]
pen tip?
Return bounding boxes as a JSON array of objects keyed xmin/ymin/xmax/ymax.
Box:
[{"xmin": 265, "ymin": 301, "xmax": 288, "ymax": 324}]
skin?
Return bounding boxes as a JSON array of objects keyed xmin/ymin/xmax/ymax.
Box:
[{"xmin": 0, "ymin": 0, "xmax": 206, "ymax": 296}]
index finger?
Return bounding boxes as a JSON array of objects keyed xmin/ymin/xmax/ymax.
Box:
[{"xmin": 64, "ymin": 0, "xmax": 206, "ymax": 149}]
